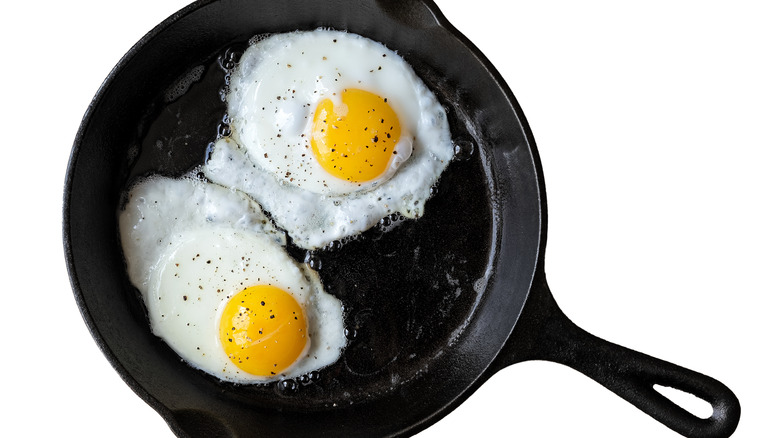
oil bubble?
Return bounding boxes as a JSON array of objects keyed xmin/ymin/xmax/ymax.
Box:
[
  {"xmin": 219, "ymin": 45, "xmax": 243, "ymax": 72},
  {"xmin": 344, "ymin": 326, "xmax": 358, "ymax": 340},
  {"xmin": 275, "ymin": 379, "xmax": 298, "ymax": 396},
  {"xmin": 453, "ymin": 140, "xmax": 474, "ymax": 161},
  {"xmin": 304, "ymin": 252, "xmax": 321, "ymax": 270},
  {"xmin": 218, "ymin": 122, "xmax": 231, "ymax": 138}
]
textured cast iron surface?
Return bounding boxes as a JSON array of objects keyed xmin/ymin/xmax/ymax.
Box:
[{"xmin": 64, "ymin": 0, "xmax": 739, "ymax": 437}]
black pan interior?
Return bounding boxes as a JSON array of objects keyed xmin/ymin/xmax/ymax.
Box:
[{"xmin": 64, "ymin": 0, "xmax": 542, "ymax": 436}]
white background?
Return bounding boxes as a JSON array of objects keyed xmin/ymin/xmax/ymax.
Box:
[{"xmin": 1, "ymin": 0, "xmax": 777, "ymax": 436}]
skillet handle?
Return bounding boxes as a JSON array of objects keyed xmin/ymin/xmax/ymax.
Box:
[{"xmin": 495, "ymin": 272, "xmax": 740, "ymax": 438}]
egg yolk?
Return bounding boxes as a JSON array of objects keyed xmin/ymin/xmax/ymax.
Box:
[
  {"xmin": 219, "ymin": 285, "xmax": 307, "ymax": 376},
  {"xmin": 311, "ymin": 88, "xmax": 402, "ymax": 183}
]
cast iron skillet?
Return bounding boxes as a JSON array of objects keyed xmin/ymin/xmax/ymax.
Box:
[{"xmin": 63, "ymin": 0, "xmax": 740, "ymax": 436}]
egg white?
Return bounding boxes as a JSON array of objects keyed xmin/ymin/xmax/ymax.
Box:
[
  {"xmin": 207, "ymin": 29, "xmax": 454, "ymax": 249},
  {"xmin": 118, "ymin": 176, "xmax": 346, "ymax": 383}
]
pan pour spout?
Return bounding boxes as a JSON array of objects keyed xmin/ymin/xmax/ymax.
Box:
[{"xmin": 491, "ymin": 272, "xmax": 741, "ymax": 438}]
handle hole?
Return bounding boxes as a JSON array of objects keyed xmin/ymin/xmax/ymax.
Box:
[{"xmin": 653, "ymin": 384, "xmax": 713, "ymax": 419}]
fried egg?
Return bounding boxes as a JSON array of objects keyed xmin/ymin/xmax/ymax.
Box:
[
  {"xmin": 118, "ymin": 176, "xmax": 346, "ymax": 383},
  {"xmin": 205, "ymin": 29, "xmax": 453, "ymax": 249}
]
